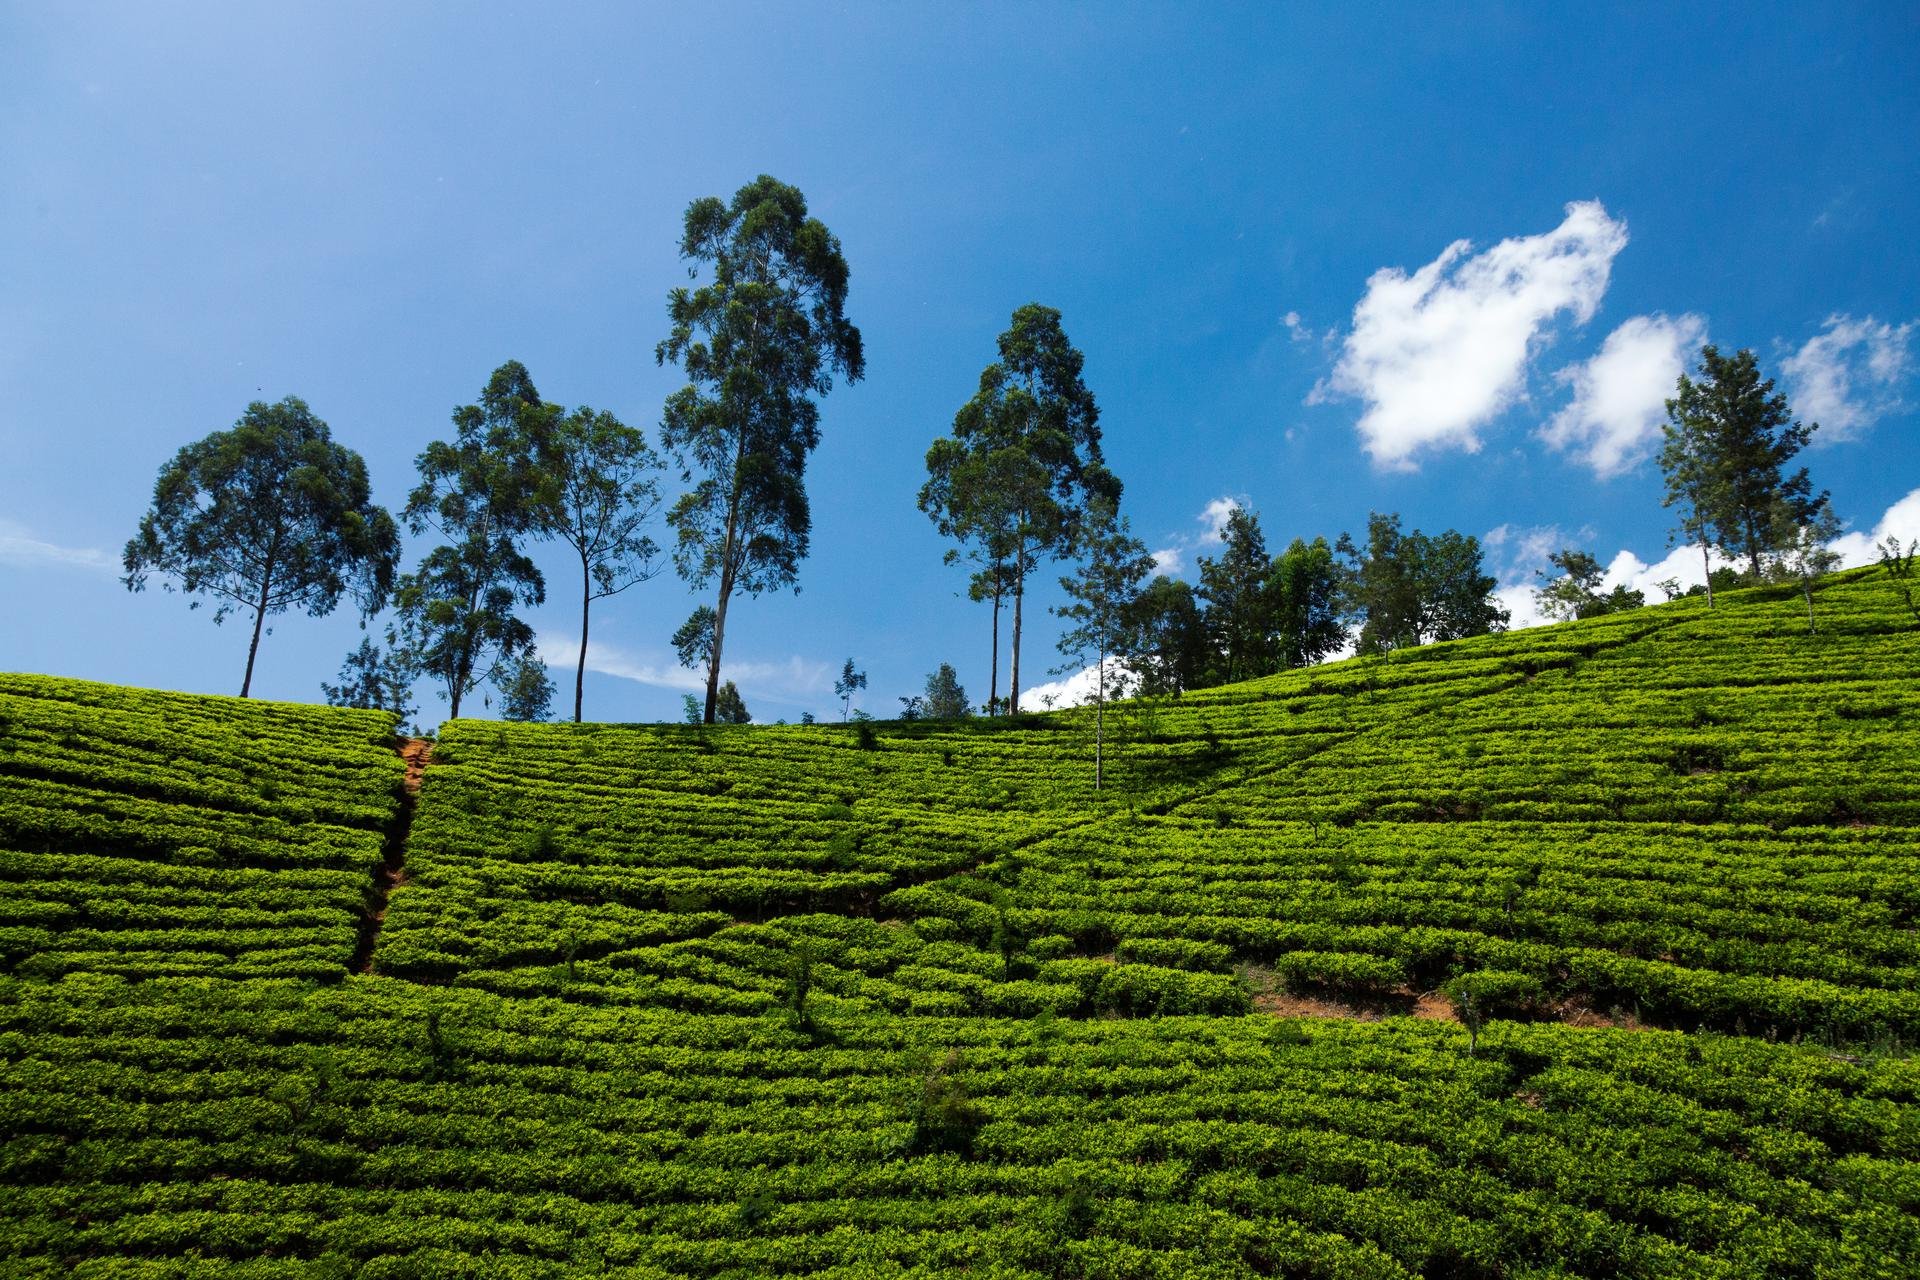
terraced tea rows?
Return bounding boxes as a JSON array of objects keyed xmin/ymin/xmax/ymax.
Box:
[
  {"xmin": 376, "ymin": 618, "xmax": 1606, "ymax": 988},
  {"xmin": 1, "ymin": 567, "xmax": 1916, "ymax": 1277},
  {"xmin": 3, "ymin": 977, "xmax": 1914, "ymax": 1280},
  {"xmin": 0, "ymin": 676, "xmax": 404, "ymax": 981}
]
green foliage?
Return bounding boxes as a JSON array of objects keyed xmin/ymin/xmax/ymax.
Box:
[
  {"xmin": 1197, "ymin": 505, "xmax": 1272, "ymax": 683},
  {"xmin": 834, "ymin": 657, "xmax": 867, "ymax": 721},
  {"xmin": 911, "ymin": 1049, "xmax": 986, "ymax": 1154},
  {"xmin": 922, "ymin": 663, "xmax": 970, "ymax": 719},
  {"xmin": 496, "ymin": 654, "xmax": 554, "ymax": 722},
  {"xmin": 671, "ymin": 605, "xmax": 716, "ymax": 673},
  {"xmin": 4, "ymin": 976, "xmax": 1913, "ymax": 1277},
  {"xmin": 1663, "ymin": 343, "xmax": 1827, "ymax": 581},
  {"xmin": 122, "ymin": 396, "xmax": 400, "ymax": 697},
  {"xmin": 1535, "ymin": 548, "xmax": 1646, "ymax": 621},
  {"xmin": 1338, "ymin": 511, "xmax": 1508, "ymax": 653},
  {"xmin": 9, "ymin": 571, "xmax": 1920, "ymax": 1277},
  {"xmin": 656, "ymin": 175, "xmax": 863, "ymax": 723},
  {"xmin": 532, "ymin": 403, "xmax": 665, "ymax": 722},
  {"xmin": 395, "ymin": 361, "xmax": 549, "ymax": 719},
  {"xmin": 920, "ymin": 303, "xmax": 1113, "ymax": 713},
  {"xmin": 1125, "ymin": 574, "xmax": 1209, "ymax": 696},
  {"xmin": 320, "ymin": 637, "xmax": 417, "ymax": 724},
  {"xmin": 1268, "ymin": 535, "xmax": 1348, "ymax": 668},
  {"xmin": 713, "ymin": 680, "xmax": 751, "ymax": 725},
  {"xmin": 1054, "ymin": 493, "xmax": 1153, "ymax": 788},
  {"xmin": 0, "ymin": 674, "xmax": 403, "ymax": 980}
]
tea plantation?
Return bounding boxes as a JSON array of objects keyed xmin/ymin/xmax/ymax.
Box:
[{"xmin": 2, "ymin": 568, "xmax": 1916, "ymax": 1277}]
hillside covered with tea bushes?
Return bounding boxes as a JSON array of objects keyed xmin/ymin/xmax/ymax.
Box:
[{"xmin": 1, "ymin": 567, "xmax": 1916, "ymax": 1278}]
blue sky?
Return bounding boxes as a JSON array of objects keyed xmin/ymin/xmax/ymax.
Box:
[{"xmin": 3, "ymin": 3, "xmax": 1916, "ymax": 724}]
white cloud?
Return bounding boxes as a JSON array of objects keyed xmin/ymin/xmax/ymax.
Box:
[
  {"xmin": 1541, "ymin": 312, "xmax": 1707, "ymax": 478},
  {"xmin": 1282, "ymin": 311, "xmax": 1312, "ymax": 344},
  {"xmin": 1828, "ymin": 487, "xmax": 1920, "ymax": 567},
  {"xmin": 536, "ymin": 635, "xmax": 832, "ymax": 707},
  {"xmin": 1483, "ymin": 522, "xmax": 1570, "ymax": 581},
  {"xmin": 1196, "ymin": 497, "xmax": 1240, "ymax": 544},
  {"xmin": 1595, "ymin": 543, "xmax": 1729, "ymax": 602},
  {"xmin": 1781, "ymin": 314, "xmax": 1915, "ymax": 441},
  {"xmin": 1018, "ymin": 661, "xmax": 1139, "ymax": 711},
  {"xmin": 1316, "ymin": 200, "xmax": 1629, "ymax": 468},
  {"xmin": 1493, "ymin": 583, "xmax": 1553, "ymax": 632},
  {"xmin": 1147, "ymin": 496, "xmax": 1243, "ymax": 580},
  {"xmin": 1491, "ymin": 486, "xmax": 1920, "ymax": 633},
  {"xmin": 0, "ymin": 520, "xmax": 118, "ymax": 573}
]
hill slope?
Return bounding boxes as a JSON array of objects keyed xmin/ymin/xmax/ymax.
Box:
[{"xmin": 1, "ymin": 568, "xmax": 1916, "ymax": 1277}]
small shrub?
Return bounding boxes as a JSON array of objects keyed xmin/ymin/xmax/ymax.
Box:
[
  {"xmin": 1444, "ymin": 969, "xmax": 1547, "ymax": 1053},
  {"xmin": 1115, "ymin": 937, "xmax": 1234, "ymax": 972},
  {"xmin": 912, "ymin": 1050, "xmax": 986, "ymax": 1155}
]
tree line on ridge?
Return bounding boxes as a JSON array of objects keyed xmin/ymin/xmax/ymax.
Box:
[{"xmin": 120, "ymin": 175, "xmax": 1866, "ymax": 732}]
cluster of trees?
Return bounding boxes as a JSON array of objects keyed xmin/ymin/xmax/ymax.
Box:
[
  {"xmin": 1657, "ymin": 345, "xmax": 1839, "ymax": 628},
  {"xmin": 1530, "ymin": 343, "xmax": 1846, "ymax": 632},
  {"xmin": 124, "ymin": 176, "xmax": 859, "ymax": 726},
  {"xmin": 122, "ymin": 172, "xmax": 1858, "ymax": 732}
]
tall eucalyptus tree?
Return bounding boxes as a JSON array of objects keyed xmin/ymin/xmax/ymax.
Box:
[
  {"xmin": 656, "ymin": 175, "xmax": 863, "ymax": 723},
  {"xmin": 921, "ymin": 305, "xmax": 1111, "ymax": 714}
]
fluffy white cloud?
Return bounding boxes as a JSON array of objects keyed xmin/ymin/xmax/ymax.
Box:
[
  {"xmin": 1781, "ymin": 314, "xmax": 1915, "ymax": 441},
  {"xmin": 1197, "ymin": 497, "xmax": 1240, "ymax": 544},
  {"xmin": 1017, "ymin": 661, "xmax": 1139, "ymax": 711},
  {"xmin": 1540, "ymin": 312, "xmax": 1707, "ymax": 478},
  {"xmin": 1316, "ymin": 200, "xmax": 1629, "ymax": 468},
  {"xmin": 1827, "ymin": 487, "xmax": 1920, "ymax": 567},
  {"xmin": 1148, "ymin": 496, "xmax": 1243, "ymax": 579},
  {"xmin": 0, "ymin": 520, "xmax": 118, "ymax": 573}
]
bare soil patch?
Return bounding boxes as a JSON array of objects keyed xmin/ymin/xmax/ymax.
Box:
[{"xmin": 349, "ymin": 737, "xmax": 429, "ymax": 975}]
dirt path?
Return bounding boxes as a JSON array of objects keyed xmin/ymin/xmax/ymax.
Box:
[
  {"xmin": 349, "ymin": 737, "xmax": 429, "ymax": 975},
  {"xmin": 1253, "ymin": 985, "xmax": 1649, "ymax": 1032}
]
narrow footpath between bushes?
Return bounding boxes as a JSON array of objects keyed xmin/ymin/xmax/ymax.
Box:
[{"xmin": 349, "ymin": 736, "xmax": 429, "ymax": 975}]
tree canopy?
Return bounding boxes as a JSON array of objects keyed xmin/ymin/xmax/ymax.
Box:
[
  {"xmin": 922, "ymin": 663, "xmax": 971, "ymax": 719},
  {"xmin": 1196, "ymin": 507, "xmax": 1271, "ymax": 685},
  {"xmin": 656, "ymin": 175, "xmax": 863, "ymax": 723},
  {"xmin": 532, "ymin": 405, "xmax": 664, "ymax": 722},
  {"xmin": 123, "ymin": 396, "xmax": 399, "ymax": 698},
  {"xmin": 921, "ymin": 304, "xmax": 1113, "ymax": 714},
  {"xmin": 395, "ymin": 361, "xmax": 549, "ymax": 720},
  {"xmin": 1055, "ymin": 493, "xmax": 1153, "ymax": 789},
  {"xmin": 1268, "ymin": 536, "xmax": 1347, "ymax": 669},
  {"xmin": 1663, "ymin": 345, "xmax": 1826, "ymax": 584},
  {"xmin": 1125, "ymin": 576, "xmax": 1209, "ymax": 697},
  {"xmin": 1534, "ymin": 549, "xmax": 1645, "ymax": 622},
  {"xmin": 1339, "ymin": 512, "xmax": 1507, "ymax": 654}
]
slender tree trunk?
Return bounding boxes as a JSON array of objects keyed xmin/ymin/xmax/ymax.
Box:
[
  {"xmin": 1701, "ymin": 538, "xmax": 1715, "ymax": 609},
  {"xmin": 1094, "ymin": 652, "xmax": 1104, "ymax": 791},
  {"xmin": 705, "ymin": 433, "xmax": 748, "ymax": 726},
  {"xmin": 449, "ymin": 579, "xmax": 484, "ymax": 720},
  {"xmin": 240, "ymin": 564, "xmax": 275, "ymax": 698},
  {"xmin": 1804, "ymin": 580, "xmax": 1815, "ymax": 633},
  {"xmin": 575, "ymin": 553, "xmax": 591, "ymax": 724},
  {"xmin": 1745, "ymin": 511, "xmax": 1762, "ymax": 583},
  {"xmin": 706, "ymin": 566, "xmax": 735, "ymax": 725},
  {"xmin": 988, "ymin": 575, "xmax": 1001, "ymax": 715},
  {"xmin": 1010, "ymin": 562, "xmax": 1024, "ymax": 715}
]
